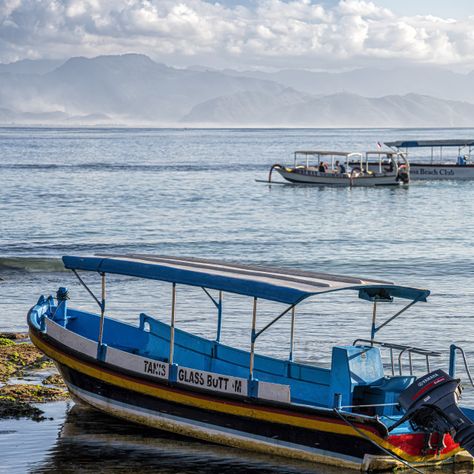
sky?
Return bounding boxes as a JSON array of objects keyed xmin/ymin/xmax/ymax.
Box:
[{"xmin": 0, "ymin": 0, "xmax": 474, "ymax": 71}]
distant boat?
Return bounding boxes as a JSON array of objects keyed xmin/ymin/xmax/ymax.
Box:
[
  {"xmin": 28, "ymin": 255, "xmax": 474, "ymax": 472},
  {"xmin": 268, "ymin": 150, "xmax": 410, "ymax": 186},
  {"xmin": 384, "ymin": 139, "xmax": 474, "ymax": 180}
]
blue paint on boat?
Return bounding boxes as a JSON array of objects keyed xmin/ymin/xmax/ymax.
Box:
[
  {"xmin": 29, "ymin": 299, "xmax": 419, "ymax": 416},
  {"xmin": 62, "ymin": 255, "xmax": 430, "ymax": 305}
]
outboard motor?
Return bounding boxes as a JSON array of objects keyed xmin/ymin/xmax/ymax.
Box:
[
  {"xmin": 396, "ymin": 165, "xmax": 410, "ymax": 184},
  {"xmin": 389, "ymin": 370, "xmax": 474, "ymax": 455}
]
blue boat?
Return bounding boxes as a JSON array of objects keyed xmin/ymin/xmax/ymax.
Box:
[{"xmin": 28, "ymin": 255, "xmax": 474, "ymax": 471}]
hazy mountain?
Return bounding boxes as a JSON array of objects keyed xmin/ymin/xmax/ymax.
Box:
[
  {"xmin": 0, "ymin": 54, "xmax": 473, "ymax": 126},
  {"xmin": 0, "ymin": 106, "xmax": 111, "ymax": 124},
  {"xmin": 222, "ymin": 66, "xmax": 474, "ymax": 104},
  {"xmin": 182, "ymin": 88, "xmax": 310, "ymax": 123},
  {"xmin": 183, "ymin": 91, "xmax": 474, "ymax": 127},
  {"xmin": 0, "ymin": 53, "xmax": 288, "ymax": 123},
  {"xmin": 0, "ymin": 59, "xmax": 64, "ymax": 75}
]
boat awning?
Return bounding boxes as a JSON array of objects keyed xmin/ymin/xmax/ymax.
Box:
[
  {"xmin": 294, "ymin": 150, "xmax": 360, "ymax": 157},
  {"xmin": 365, "ymin": 151, "xmax": 405, "ymax": 155},
  {"xmin": 385, "ymin": 139, "xmax": 474, "ymax": 148},
  {"xmin": 62, "ymin": 255, "xmax": 430, "ymax": 305}
]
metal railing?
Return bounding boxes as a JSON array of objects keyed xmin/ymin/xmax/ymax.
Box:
[
  {"xmin": 353, "ymin": 339, "xmax": 441, "ymax": 376},
  {"xmin": 449, "ymin": 344, "xmax": 474, "ymax": 389}
]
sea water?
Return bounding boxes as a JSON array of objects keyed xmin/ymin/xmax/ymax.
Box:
[{"xmin": 0, "ymin": 127, "xmax": 473, "ymax": 472}]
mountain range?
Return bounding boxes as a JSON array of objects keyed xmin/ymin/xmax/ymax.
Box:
[{"xmin": 0, "ymin": 53, "xmax": 473, "ymax": 127}]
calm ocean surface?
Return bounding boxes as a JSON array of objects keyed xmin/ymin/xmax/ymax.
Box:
[{"xmin": 1, "ymin": 127, "xmax": 474, "ymax": 472}]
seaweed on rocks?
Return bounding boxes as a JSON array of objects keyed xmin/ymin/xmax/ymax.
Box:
[
  {"xmin": 0, "ymin": 334, "xmax": 49, "ymax": 382},
  {"xmin": 0, "ymin": 332, "xmax": 69, "ymax": 421}
]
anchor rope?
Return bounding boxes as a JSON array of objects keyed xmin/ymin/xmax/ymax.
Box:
[{"xmin": 333, "ymin": 409, "xmax": 424, "ymax": 474}]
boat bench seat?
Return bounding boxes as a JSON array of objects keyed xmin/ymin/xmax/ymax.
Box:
[
  {"xmin": 328, "ymin": 345, "xmax": 417, "ymax": 415},
  {"xmin": 137, "ymin": 312, "xmax": 331, "ymax": 406},
  {"xmin": 328, "ymin": 345, "xmax": 385, "ymax": 410},
  {"xmin": 353, "ymin": 375, "xmax": 415, "ymax": 416}
]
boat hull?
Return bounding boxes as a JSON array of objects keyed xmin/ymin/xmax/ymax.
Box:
[
  {"xmin": 29, "ymin": 328, "xmax": 378, "ymax": 470},
  {"xmin": 28, "ymin": 321, "xmax": 468, "ymax": 472},
  {"xmin": 362, "ymin": 163, "xmax": 474, "ymax": 180},
  {"xmin": 63, "ymin": 366, "xmax": 372, "ymax": 469},
  {"xmin": 276, "ymin": 168, "xmax": 400, "ymax": 187},
  {"xmin": 409, "ymin": 163, "xmax": 474, "ymax": 180}
]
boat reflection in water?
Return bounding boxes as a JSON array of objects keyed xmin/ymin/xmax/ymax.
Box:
[{"xmin": 36, "ymin": 404, "xmax": 336, "ymax": 474}]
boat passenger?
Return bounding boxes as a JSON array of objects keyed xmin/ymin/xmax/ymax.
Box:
[
  {"xmin": 334, "ymin": 160, "xmax": 346, "ymax": 174},
  {"xmin": 384, "ymin": 161, "xmax": 394, "ymax": 173},
  {"xmin": 457, "ymin": 155, "xmax": 467, "ymax": 166},
  {"xmin": 318, "ymin": 162, "xmax": 326, "ymax": 173}
]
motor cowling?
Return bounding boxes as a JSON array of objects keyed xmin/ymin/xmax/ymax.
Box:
[
  {"xmin": 390, "ymin": 370, "xmax": 474, "ymax": 455},
  {"xmin": 396, "ymin": 167, "xmax": 410, "ymax": 184}
]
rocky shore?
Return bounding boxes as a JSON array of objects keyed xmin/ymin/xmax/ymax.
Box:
[{"xmin": 0, "ymin": 332, "xmax": 69, "ymax": 421}]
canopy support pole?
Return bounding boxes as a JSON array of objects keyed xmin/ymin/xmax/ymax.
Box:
[
  {"xmin": 249, "ymin": 297, "xmax": 257, "ymax": 380},
  {"xmin": 250, "ymin": 301, "xmax": 296, "ymax": 377},
  {"xmin": 71, "ymin": 269, "xmax": 102, "ymax": 309},
  {"xmin": 254, "ymin": 303, "xmax": 296, "ymax": 341},
  {"xmin": 216, "ymin": 291, "xmax": 223, "ymax": 343},
  {"xmin": 370, "ymin": 301, "xmax": 377, "ymax": 345},
  {"xmin": 98, "ymin": 273, "xmax": 106, "ymax": 347},
  {"xmin": 374, "ymin": 297, "xmax": 421, "ymax": 336},
  {"xmin": 169, "ymin": 283, "xmax": 176, "ymax": 365},
  {"xmin": 289, "ymin": 306, "xmax": 296, "ymax": 362},
  {"xmin": 202, "ymin": 288, "xmax": 223, "ymax": 343}
]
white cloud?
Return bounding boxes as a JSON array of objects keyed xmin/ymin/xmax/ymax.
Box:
[{"xmin": 1, "ymin": 0, "xmax": 474, "ymax": 69}]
